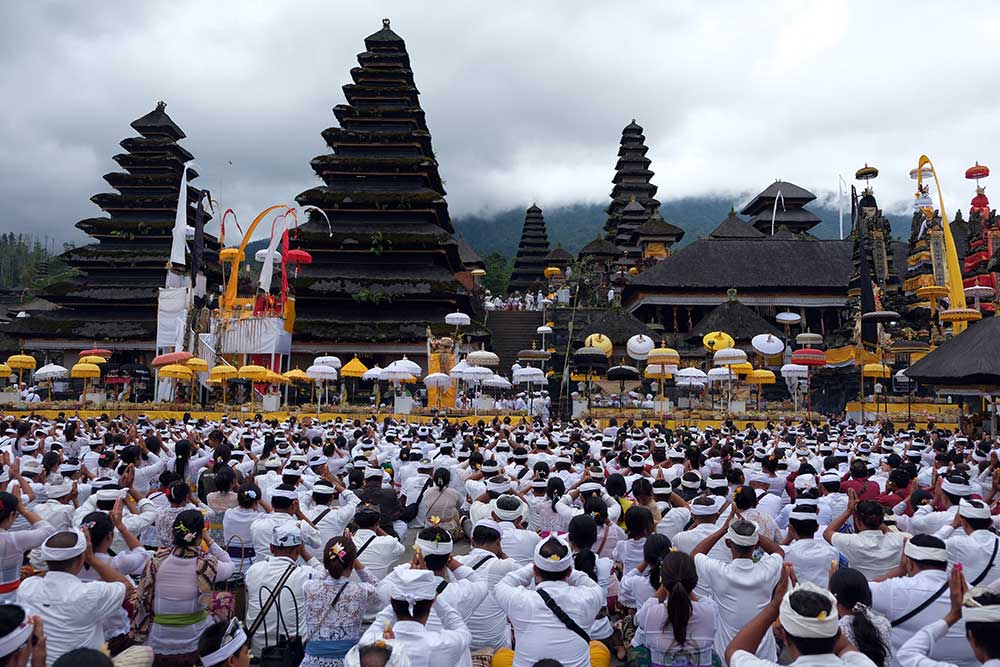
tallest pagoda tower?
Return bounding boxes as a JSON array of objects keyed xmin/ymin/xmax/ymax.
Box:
[
  {"xmin": 603, "ymin": 120, "xmax": 661, "ymax": 258},
  {"xmin": 294, "ymin": 19, "xmax": 477, "ymax": 354}
]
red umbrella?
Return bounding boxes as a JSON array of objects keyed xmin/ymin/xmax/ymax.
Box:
[
  {"xmin": 966, "ymin": 163, "xmax": 990, "ymax": 181},
  {"xmin": 80, "ymin": 348, "xmax": 112, "ymax": 358},
  {"xmin": 285, "ymin": 248, "xmax": 312, "ymax": 278},
  {"xmin": 791, "ymin": 348, "xmax": 826, "ymax": 417},
  {"xmin": 152, "ymin": 351, "xmax": 193, "ymax": 368}
]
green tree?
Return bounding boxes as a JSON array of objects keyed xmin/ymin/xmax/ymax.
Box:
[{"xmin": 480, "ymin": 251, "xmax": 512, "ymax": 295}]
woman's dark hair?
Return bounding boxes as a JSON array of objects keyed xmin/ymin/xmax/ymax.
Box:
[
  {"xmin": 82, "ymin": 511, "xmax": 114, "ymax": 549},
  {"xmin": 624, "ymin": 505, "xmax": 653, "ymax": 539},
  {"xmin": 783, "ymin": 589, "xmax": 838, "ymax": 655},
  {"xmin": 788, "ymin": 505, "xmax": 819, "ymax": 537},
  {"xmin": 0, "ymin": 493, "xmax": 18, "ymax": 524},
  {"xmin": 643, "ymin": 534, "xmax": 672, "ymax": 589},
  {"xmin": 237, "ymin": 481, "xmax": 260, "ymax": 508},
  {"xmin": 546, "ymin": 476, "xmax": 566, "ymax": 511},
  {"xmin": 42, "ymin": 451, "xmax": 61, "ymax": 474},
  {"xmin": 51, "ymin": 648, "xmax": 113, "ymax": 667},
  {"xmin": 733, "ymin": 485, "xmax": 758, "ymax": 510},
  {"xmin": 855, "ymin": 500, "xmax": 884, "ymax": 530},
  {"xmin": 214, "ymin": 466, "xmax": 236, "ymax": 494},
  {"xmin": 198, "ymin": 620, "xmax": 245, "ymax": 667},
  {"xmin": 631, "ymin": 477, "xmax": 653, "ymax": 500},
  {"xmin": 322, "ymin": 535, "xmax": 357, "ymax": 579},
  {"xmin": 584, "ymin": 495, "xmax": 609, "ymax": 524},
  {"xmin": 358, "ymin": 644, "xmax": 394, "ymax": 667},
  {"xmin": 167, "ymin": 480, "xmax": 190, "ymax": 504},
  {"xmin": 606, "ymin": 473, "xmax": 627, "ymax": 498},
  {"xmin": 966, "ymin": 590, "xmax": 1000, "ymax": 660},
  {"xmin": 568, "ymin": 514, "xmax": 598, "ymax": 582},
  {"xmin": 172, "ymin": 508, "xmax": 205, "ymax": 547},
  {"xmin": 660, "ymin": 551, "xmax": 698, "ymax": 645},
  {"xmin": 432, "ymin": 467, "xmax": 451, "ymax": 491},
  {"xmin": 829, "ymin": 568, "xmax": 887, "ymax": 667},
  {"xmin": 390, "ymin": 598, "xmax": 433, "ymax": 621},
  {"xmin": 173, "ymin": 440, "xmax": 192, "ymax": 479},
  {"xmin": 0, "ymin": 604, "xmax": 26, "ymax": 659}
]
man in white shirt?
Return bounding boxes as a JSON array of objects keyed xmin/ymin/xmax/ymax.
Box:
[
  {"xmin": 672, "ymin": 496, "xmax": 731, "ymax": 567},
  {"xmin": 249, "ymin": 485, "xmax": 321, "ymax": 563},
  {"xmin": 456, "ymin": 519, "xmax": 521, "ymax": 655},
  {"xmin": 934, "ymin": 498, "xmax": 1000, "ymax": 588},
  {"xmin": 691, "ymin": 516, "xmax": 785, "ymax": 663},
  {"xmin": 18, "ymin": 530, "xmax": 131, "ymax": 667},
  {"xmin": 726, "ymin": 567, "xmax": 877, "ymax": 667},
  {"xmin": 244, "ymin": 523, "xmax": 322, "ymax": 656},
  {"xmin": 490, "ymin": 495, "xmax": 540, "ymax": 566},
  {"xmin": 362, "ymin": 567, "xmax": 471, "ymax": 667},
  {"xmin": 783, "ymin": 504, "xmax": 839, "ymax": 588},
  {"xmin": 823, "ymin": 495, "xmax": 906, "ymax": 581},
  {"xmin": 493, "ymin": 535, "xmax": 608, "ymax": 667},
  {"xmin": 306, "ymin": 477, "xmax": 360, "ymax": 550},
  {"xmin": 869, "ymin": 535, "xmax": 976, "ymax": 667},
  {"xmin": 351, "ymin": 503, "xmax": 405, "ymax": 581}
]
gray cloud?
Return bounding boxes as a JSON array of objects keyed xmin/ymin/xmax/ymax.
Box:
[{"xmin": 2, "ymin": 1, "xmax": 998, "ymax": 246}]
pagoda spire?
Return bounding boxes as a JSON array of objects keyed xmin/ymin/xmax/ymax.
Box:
[
  {"xmin": 9, "ymin": 103, "xmax": 219, "ymax": 351},
  {"xmin": 508, "ymin": 204, "xmax": 551, "ymax": 293},
  {"xmin": 293, "ymin": 20, "xmax": 476, "ymax": 346},
  {"xmin": 604, "ymin": 120, "xmax": 660, "ymax": 253}
]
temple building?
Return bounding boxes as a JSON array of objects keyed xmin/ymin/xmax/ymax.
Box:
[
  {"xmin": 508, "ymin": 204, "xmax": 551, "ymax": 293},
  {"xmin": 741, "ymin": 180, "xmax": 822, "ymax": 236},
  {"xmin": 604, "ymin": 121, "xmax": 661, "ymax": 259},
  {"xmin": 623, "ymin": 183, "xmax": 854, "ymax": 347},
  {"xmin": 961, "ymin": 163, "xmax": 998, "ymax": 314},
  {"xmin": 848, "ymin": 169, "xmax": 900, "ymax": 301},
  {"xmin": 630, "ymin": 211, "xmax": 684, "ymax": 263},
  {"xmin": 293, "ymin": 19, "xmax": 479, "ymax": 360},
  {"xmin": 7, "ymin": 102, "xmax": 218, "ymax": 359}
]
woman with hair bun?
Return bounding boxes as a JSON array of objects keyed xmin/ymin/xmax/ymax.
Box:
[
  {"xmin": 301, "ymin": 532, "xmax": 382, "ymax": 667},
  {"xmin": 0, "ymin": 490, "xmax": 54, "ymax": 602},
  {"xmin": 133, "ymin": 509, "xmax": 234, "ymax": 665}
]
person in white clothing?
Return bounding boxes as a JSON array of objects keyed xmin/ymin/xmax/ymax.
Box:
[
  {"xmin": 725, "ymin": 564, "xmax": 878, "ymax": 667},
  {"xmin": 364, "ymin": 567, "xmax": 472, "ymax": 667},
  {"xmin": 824, "ymin": 493, "xmax": 906, "ymax": 581},
  {"xmin": 691, "ymin": 515, "xmax": 786, "ymax": 663},
  {"xmin": 249, "ymin": 484, "xmax": 321, "ymax": 563},
  {"xmin": 783, "ymin": 503, "xmax": 840, "ymax": 588},
  {"xmin": 898, "ymin": 566, "xmax": 1000, "ymax": 667},
  {"xmin": 306, "ymin": 477, "xmax": 361, "ymax": 552},
  {"xmin": 244, "ymin": 523, "xmax": 323, "ymax": 656},
  {"xmin": 492, "ymin": 535, "xmax": 609, "ymax": 667},
  {"xmin": 490, "ymin": 495, "xmax": 540, "ymax": 565},
  {"xmin": 351, "ymin": 504, "xmax": 405, "ymax": 580},
  {"xmin": 934, "ymin": 499, "xmax": 1000, "ymax": 587},
  {"xmin": 17, "ymin": 529, "xmax": 131, "ymax": 667},
  {"xmin": 455, "ymin": 519, "xmax": 520, "ymax": 656}
]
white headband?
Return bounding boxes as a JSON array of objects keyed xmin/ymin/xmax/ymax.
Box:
[
  {"xmin": 904, "ymin": 542, "xmax": 948, "ymax": 563},
  {"xmin": 779, "ymin": 582, "xmax": 840, "ymax": 638},
  {"xmin": 40, "ymin": 530, "xmax": 86, "ymax": 562},
  {"xmin": 942, "ymin": 479, "xmax": 972, "ymax": 497},
  {"xmin": 680, "ymin": 476, "xmax": 701, "ymax": 489},
  {"xmin": 271, "ymin": 488, "xmax": 299, "ymax": 501},
  {"xmin": 726, "ymin": 522, "xmax": 759, "ymax": 547},
  {"xmin": 794, "ymin": 498, "xmax": 819, "ymax": 507},
  {"xmin": 415, "ymin": 536, "xmax": 453, "ymax": 556},
  {"xmin": 534, "ymin": 535, "xmax": 574, "ymax": 572},
  {"xmin": 200, "ymin": 620, "xmax": 247, "ymax": 666},
  {"xmin": 959, "ymin": 498, "xmax": 992, "ymax": 520},
  {"xmin": 690, "ymin": 499, "xmax": 720, "ymax": 516},
  {"xmin": 788, "ymin": 510, "xmax": 819, "ymax": 522},
  {"xmin": 963, "ymin": 587, "xmax": 1000, "ymax": 623},
  {"xmin": 0, "ymin": 618, "xmax": 32, "ymax": 659}
]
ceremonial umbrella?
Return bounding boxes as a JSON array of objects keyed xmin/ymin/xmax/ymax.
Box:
[
  {"xmin": 35, "ymin": 363, "xmax": 68, "ymax": 401},
  {"xmin": 209, "ymin": 365, "xmax": 237, "ymax": 404},
  {"xmin": 746, "ymin": 369, "xmax": 776, "ymax": 411},
  {"xmin": 459, "ymin": 365, "xmax": 494, "ymax": 415},
  {"xmin": 362, "ymin": 365, "xmax": 384, "ymax": 406},
  {"xmin": 152, "ymin": 351, "xmax": 192, "ymax": 368},
  {"xmin": 794, "ymin": 333, "xmax": 823, "ymax": 348},
  {"xmin": 713, "ymin": 347, "xmax": 747, "ymax": 411},
  {"xmin": 70, "ymin": 362, "xmax": 102, "ymax": 400},
  {"xmin": 675, "ymin": 367, "xmax": 707, "ymax": 408},
  {"xmin": 752, "ymin": 334, "xmax": 785, "ymax": 357},
  {"xmin": 965, "ymin": 285, "xmax": 995, "ymax": 311},
  {"xmin": 423, "ymin": 373, "xmax": 451, "ymax": 409},
  {"xmin": 585, "ymin": 334, "xmax": 613, "ymax": 357},
  {"xmin": 607, "ymin": 364, "xmax": 640, "ymax": 411},
  {"xmin": 79, "ymin": 348, "xmax": 112, "ymax": 358},
  {"xmin": 483, "ymin": 375, "xmax": 511, "ymax": 390},
  {"xmin": 307, "ymin": 364, "xmax": 338, "ymax": 407},
  {"xmin": 446, "ymin": 311, "xmax": 471, "ymax": 336},
  {"xmin": 0, "ymin": 364, "xmax": 11, "ymax": 385},
  {"xmin": 158, "ymin": 363, "xmax": 193, "ymax": 403},
  {"xmin": 702, "ymin": 331, "xmax": 734, "ymax": 352},
  {"xmin": 467, "ymin": 350, "xmax": 500, "ymax": 367},
  {"xmin": 573, "ymin": 347, "xmax": 608, "ymax": 413},
  {"xmin": 790, "ymin": 348, "xmax": 825, "ymax": 416},
  {"xmin": 626, "ymin": 334, "xmax": 656, "ymax": 362},
  {"xmin": 341, "ymin": 356, "xmax": 368, "ymax": 378},
  {"xmin": 314, "ymin": 356, "xmax": 342, "ymax": 370},
  {"xmin": 6, "ymin": 354, "xmax": 35, "ymax": 388},
  {"xmin": 514, "ymin": 366, "xmax": 546, "ymax": 413}
]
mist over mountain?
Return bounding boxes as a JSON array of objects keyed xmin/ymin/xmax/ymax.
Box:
[{"xmin": 454, "ymin": 196, "xmax": 911, "ymax": 259}]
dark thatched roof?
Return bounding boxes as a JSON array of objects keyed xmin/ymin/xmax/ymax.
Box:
[
  {"xmin": 456, "ymin": 235, "xmax": 484, "ymax": 269},
  {"xmin": 579, "ymin": 237, "xmax": 620, "ymax": 258},
  {"xmin": 130, "ymin": 102, "xmax": 185, "ymax": 140},
  {"xmin": 545, "ymin": 246, "xmax": 573, "ymax": 262},
  {"xmin": 636, "ymin": 214, "xmax": 684, "ymax": 240},
  {"xmin": 628, "ymin": 237, "xmax": 853, "ymax": 290},
  {"xmin": 710, "ymin": 212, "xmax": 763, "ymax": 239},
  {"xmin": 904, "ymin": 318, "xmax": 1000, "ymax": 386},
  {"xmin": 573, "ymin": 307, "xmax": 656, "ymax": 345},
  {"xmin": 689, "ymin": 297, "xmax": 783, "ymax": 340},
  {"xmin": 741, "ymin": 180, "xmax": 816, "ymax": 215}
]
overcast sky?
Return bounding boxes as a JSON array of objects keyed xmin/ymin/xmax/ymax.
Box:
[{"xmin": 3, "ymin": 1, "xmax": 999, "ymax": 248}]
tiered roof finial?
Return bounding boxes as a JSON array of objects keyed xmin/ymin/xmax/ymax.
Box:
[{"xmin": 383, "ymin": 17, "xmax": 390, "ymax": 29}]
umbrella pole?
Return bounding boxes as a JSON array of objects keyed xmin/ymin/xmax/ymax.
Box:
[{"xmin": 806, "ymin": 366, "xmax": 812, "ymax": 419}]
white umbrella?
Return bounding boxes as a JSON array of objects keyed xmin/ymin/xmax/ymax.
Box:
[
  {"xmin": 423, "ymin": 373, "xmax": 451, "ymax": 388},
  {"xmin": 483, "ymin": 375, "xmax": 512, "ymax": 389},
  {"xmin": 462, "ymin": 366, "xmax": 494, "ymax": 383},
  {"xmin": 776, "ymin": 311, "xmax": 801, "ymax": 326},
  {"xmin": 713, "ymin": 348, "xmax": 747, "ymax": 366},
  {"xmin": 467, "ymin": 350, "xmax": 500, "ymax": 367},
  {"xmin": 536, "ymin": 325, "xmax": 553, "ymax": 335},
  {"xmin": 645, "ymin": 364, "xmax": 677, "ymax": 377},
  {"xmin": 751, "ymin": 334, "xmax": 784, "ymax": 356},
  {"xmin": 626, "ymin": 334, "xmax": 655, "ymax": 361},
  {"xmin": 707, "ymin": 367, "xmax": 735, "ymax": 383},
  {"xmin": 254, "ymin": 248, "xmax": 282, "ymax": 264},
  {"xmin": 449, "ymin": 359, "xmax": 470, "ymax": 379},
  {"xmin": 380, "ymin": 367, "xmax": 415, "ymax": 382},
  {"xmin": 445, "ymin": 311, "xmax": 471, "ymax": 327},
  {"xmin": 780, "ymin": 363, "xmax": 809, "ymax": 378},
  {"xmin": 306, "ymin": 364, "xmax": 338, "ymax": 380},
  {"xmin": 392, "ymin": 356, "xmax": 422, "ymax": 376},
  {"xmin": 34, "ymin": 363, "xmax": 69, "ymax": 381},
  {"xmin": 313, "ymin": 355, "xmax": 342, "ymax": 370},
  {"xmin": 361, "ymin": 365, "xmax": 383, "ymax": 381},
  {"xmin": 513, "ymin": 367, "xmax": 545, "ymax": 384},
  {"xmin": 675, "ymin": 367, "xmax": 708, "ymax": 381}
]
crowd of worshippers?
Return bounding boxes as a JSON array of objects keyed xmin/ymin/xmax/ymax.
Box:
[{"xmin": 0, "ymin": 413, "xmax": 999, "ymax": 667}]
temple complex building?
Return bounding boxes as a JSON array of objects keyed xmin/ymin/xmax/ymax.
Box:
[
  {"xmin": 603, "ymin": 121, "xmax": 661, "ymax": 260},
  {"xmin": 293, "ymin": 19, "xmax": 479, "ymax": 361},
  {"xmin": 741, "ymin": 180, "xmax": 822, "ymax": 236},
  {"xmin": 961, "ymin": 163, "xmax": 999, "ymax": 314},
  {"xmin": 508, "ymin": 205, "xmax": 551, "ymax": 293},
  {"xmin": 7, "ymin": 102, "xmax": 218, "ymax": 360}
]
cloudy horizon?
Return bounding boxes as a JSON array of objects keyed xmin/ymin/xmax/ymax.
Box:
[{"xmin": 3, "ymin": 1, "xmax": 998, "ymax": 247}]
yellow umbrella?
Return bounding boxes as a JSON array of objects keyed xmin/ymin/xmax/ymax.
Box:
[
  {"xmin": 0, "ymin": 363, "xmax": 10, "ymax": 377},
  {"xmin": 186, "ymin": 358, "xmax": 209, "ymax": 373},
  {"xmin": 731, "ymin": 362, "xmax": 754, "ymax": 377},
  {"xmin": 283, "ymin": 368, "xmax": 310, "ymax": 382},
  {"xmin": 862, "ymin": 363, "xmax": 892, "ymax": 379},
  {"xmin": 6, "ymin": 354, "xmax": 35, "ymax": 370},
  {"xmin": 647, "ymin": 346, "xmax": 680, "ymax": 366},
  {"xmin": 703, "ymin": 331, "xmax": 735, "ymax": 352},
  {"xmin": 268, "ymin": 371, "xmax": 289, "ymax": 384},
  {"xmin": 644, "ymin": 365, "xmax": 673, "ymax": 379},
  {"xmin": 746, "ymin": 369, "xmax": 776, "ymax": 410},
  {"xmin": 71, "ymin": 362, "xmax": 102, "ymax": 403},
  {"xmin": 219, "ymin": 248, "xmax": 245, "ymax": 263},
  {"xmin": 159, "ymin": 364, "xmax": 193, "ymax": 379},
  {"xmin": 585, "ymin": 333, "xmax": 613, "ymax": 356},
  {"xmin": 209, "ymin": 365, "xmax": 237, "ymax": 405},
  {"xmin": 543, "ymin": 266, "xmax": 562, "ymax": 279},
  {"xmin": 340, "ymin": 356, "xmax": 369, "ymax": 379},
  {"xmin": 79, "ymin": 355, "xmax": 108, "ymax": 365},
  {"xmin": 238, "ymin": 364, "xmax": 268, "ymax": 381}
]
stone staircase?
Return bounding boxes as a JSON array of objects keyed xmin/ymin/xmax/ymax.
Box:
[{"xmin": 485, "ymin": 310, "xmax": 545, "ymax": 375}]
